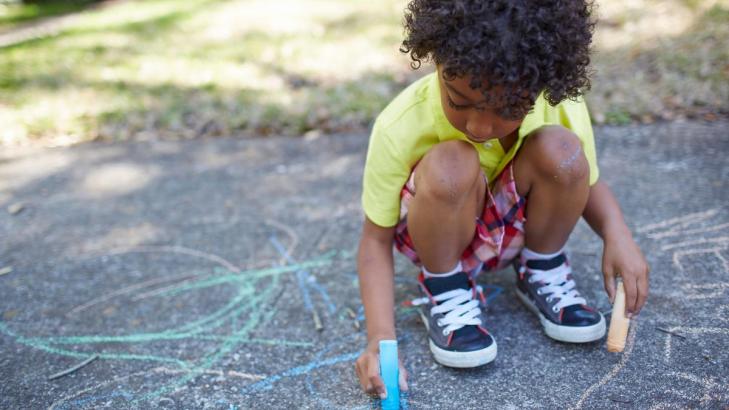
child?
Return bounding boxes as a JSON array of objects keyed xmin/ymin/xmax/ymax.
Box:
[{"xmin": 354, "ymin": 0, "xmax": 650, "ymax": 398}]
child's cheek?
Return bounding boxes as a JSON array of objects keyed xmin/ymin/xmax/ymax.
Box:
[{"xmin": 442, "ymin": 105, "xmax": 468, "ymax": 134}]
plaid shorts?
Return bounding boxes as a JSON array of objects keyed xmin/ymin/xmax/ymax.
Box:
[{"xmin": 394, "ymin": 161, "xmax": 527, "ymax": 275}]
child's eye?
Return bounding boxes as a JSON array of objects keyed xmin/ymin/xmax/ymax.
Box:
[{"xmin": 447, "ymin": 97, "xmax": 469, "ymax": 111}]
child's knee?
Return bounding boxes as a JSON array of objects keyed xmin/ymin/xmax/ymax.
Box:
[
  {"xmin": 415, "ymin": 140, "xmax": 481, "ymax": 204},
  {"xmin": 521, "ymin": 126, "xmax": 589, "ymax": 186}
]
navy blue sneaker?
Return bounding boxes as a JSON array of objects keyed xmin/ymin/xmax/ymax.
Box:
[
  {"xmin": 411, "ymin": 271, "xmax": 497, "ymax": 367},
  {"xmin": 514, "ymin": 253, "xmax": 605, "ymax": 343}
]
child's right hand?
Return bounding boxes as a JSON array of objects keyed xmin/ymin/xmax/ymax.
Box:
[{"xmin": 355, "ymin": 339, "xmax": 409, "ymax": 398}]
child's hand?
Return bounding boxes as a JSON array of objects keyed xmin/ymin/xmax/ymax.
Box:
[
  {"xmin": 602, "ymin": 229, "xmax": 650, "ymax": 317},
  {"xmin": 355, "ymin": 339, "xmax": 409, "ymax": 398}
]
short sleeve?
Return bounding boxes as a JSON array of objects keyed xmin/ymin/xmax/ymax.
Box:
[
  {"xmin": 559, "ymin": 98, "xmax": 600, "ymax": 185},
  {"xmin": 361, "ymin": 123, "xmax": 412, "ymax": 227}
]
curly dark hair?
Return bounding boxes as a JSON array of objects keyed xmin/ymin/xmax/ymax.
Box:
[{"xmin": 400, "ymin": 0, "xmax": 596, "ymax": 119}]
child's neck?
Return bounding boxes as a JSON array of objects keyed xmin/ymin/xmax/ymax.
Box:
[{"xmin": 498, "ymin": 128, "xmax": 519, "ymax": 153}]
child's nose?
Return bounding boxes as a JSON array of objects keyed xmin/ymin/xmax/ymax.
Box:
[{"xmin": 466, "ymin": 119, "xmax": 493, "ymax": 140}]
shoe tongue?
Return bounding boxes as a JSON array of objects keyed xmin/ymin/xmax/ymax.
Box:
[
  {"xmin": 423, "ymin": 272, "xmax": 470, "ymax": 296},
  {"xmin": 525, "ymin": 254, "xmax": 566, "ymax": 271}
]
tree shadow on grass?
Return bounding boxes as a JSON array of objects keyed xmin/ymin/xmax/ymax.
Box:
[
  {"xmin": 588, "ymin": 3, "xmax": 729, "ymax": 123},
  {"xmin": 0, "ymin": 0, "xmax": 220, "ymax": 49},
  {"xmin": 6, "ymin": 0, "xmax": 725, "ymax": 146},
  {"xmin": 1, "ymin": 0, "xmax": 419, "ymax": 144},
  {"xmin": 82, "ymin": 70, "xmax": 410, "ymax": 140},
  {"xmin": 0, "ymin": 0, "xmax": 104, "ymax": 31},
  {"xmin": 2, "ymin": 34, "xmax": 418, "ymax": 142}
]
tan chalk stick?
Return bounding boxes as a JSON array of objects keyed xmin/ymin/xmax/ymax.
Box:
[{"xmin": 607, "ymin": 280, "xmax": 630, "ymax": 352}]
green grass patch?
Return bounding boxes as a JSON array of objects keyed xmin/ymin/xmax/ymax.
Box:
[
  {"xmin": 0, "ymin": 0, "xmax": 726, "ymax": 146},
  {"xmin": 604, "ymin": 110, "xmax": 633, "ymax": 125},
  {"xmin": 0, "ymin": 0, "xmax": 100, "ymax": 31}
]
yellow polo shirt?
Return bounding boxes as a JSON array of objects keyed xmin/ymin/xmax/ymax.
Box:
[{"xmin": 362, "ymin": 71, "xmax": 599, "ymax": 228}]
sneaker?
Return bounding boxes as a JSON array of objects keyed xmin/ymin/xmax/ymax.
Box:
[
  {"xmin": 514, "ymin": 253, "xmax": 605, "ymax": 343},
  {"xmin": 411, "ymin": 271, "xmax": 497, "ymax": 368}
]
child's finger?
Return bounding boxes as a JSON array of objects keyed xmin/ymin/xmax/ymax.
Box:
[
  {"xmin": 355, "ymin": 357, "xmax": 368, "ymax": 392},
  {"xmin": 369, "ymin": 373, "xmax": 386, "ymax": 399},
  {"xmin": 399, "ymin": 364, "xmax": 409, "ymax": 391},
  {"xmin": 367, "ymin": 360, "xmax": 386, "ymax": 398},
  {"xmin": 603, "ymin": 268, "xmax": 616, "ymax": 304},
  {"xmin": 623, "ymin": 273, "xmax": 638, "ymax": 317},
  {"xmin": 635, "ymin": 269, "xmax": 649, "ymax": 314}
]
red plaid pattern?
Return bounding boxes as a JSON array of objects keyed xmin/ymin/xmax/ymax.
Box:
[{"xmin": 394, "ymin": 161, "xmax": 526, "ymax": 274}]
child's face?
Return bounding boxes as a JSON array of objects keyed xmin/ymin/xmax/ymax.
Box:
[{"xmin": 437, "ymin": 66, "xmax": 524, "ymax": 143}]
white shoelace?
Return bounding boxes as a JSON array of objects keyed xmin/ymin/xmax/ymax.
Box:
[
  {"xmin": 519, "ymin": 263, "xmax": 586, "ymax": 313},
  {"xmin": 411, "ymin": 286, "xmax": 483, "ymax": 336}
]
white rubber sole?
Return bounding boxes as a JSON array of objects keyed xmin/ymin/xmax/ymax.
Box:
[
  {"xmin": 515, "ymin": 289, "xmax": 606, "ymax": 343},
  {"xmin": 420, "ymin": 311, "xmax": 498, "ymax": 368}
]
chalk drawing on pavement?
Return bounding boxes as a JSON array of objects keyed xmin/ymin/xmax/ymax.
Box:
[
  {"xmin": 571, "ymin": 207, "xmax": 729, "ymax": 409},
  {"xmin": 0, "ymin": 218, "xmax": 384, "ymax": 409},
  {"xmin": 648, "ymin": 372, "xmax": 729, "ymax": 409},
  {"xmin": 643, "ymin": 209, "xmax": 729, "ymax": 366}
]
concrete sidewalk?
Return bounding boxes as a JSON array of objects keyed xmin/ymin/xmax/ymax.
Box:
[{"xmin": 1, "ymin": 121, "xmax": 727, "ymax": 409}]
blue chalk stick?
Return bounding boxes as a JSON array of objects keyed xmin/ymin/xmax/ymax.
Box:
[{"xmin": 379, "ymin": 340, "xmax": 399, "ymax": 410}]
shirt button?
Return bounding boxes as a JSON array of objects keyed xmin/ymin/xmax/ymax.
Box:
[{"xmin": 483, "ymin": 142, "xmax": 493, "ymax": 149}]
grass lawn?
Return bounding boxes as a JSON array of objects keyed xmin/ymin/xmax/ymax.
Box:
[
  {"xmin": 0, "ymin": 0, "xmax": 100, "ymax": 32},
  {"xmin": 0, "ymin": 0, "xmax": 727, "ymax": 146}
]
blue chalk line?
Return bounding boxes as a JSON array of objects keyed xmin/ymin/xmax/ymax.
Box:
[
  {"xmin": 241, "ymin": 352, "xmax": 360, "ymax": 393},
  {"xmin": 269, "ymin": 235, "xmax": 337, "ymax": 314}
]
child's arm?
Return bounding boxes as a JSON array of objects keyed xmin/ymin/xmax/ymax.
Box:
[
  {"xmin": 582, "ymin": 179, "xmax": 650, "ymax": 317},
  {"xmin": 354, "ymin": 217, "xmax": 409, "ymax": 398}
]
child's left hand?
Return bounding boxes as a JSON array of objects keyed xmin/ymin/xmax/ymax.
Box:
[{"xmin": 601, "ymin": 228, "xmax": 650, "ymax": 317}]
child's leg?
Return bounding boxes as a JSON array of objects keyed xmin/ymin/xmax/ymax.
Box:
[
  {"xmin": 511, "ymin": 125, "xmax": 605, "ymax": 343},
  {"xmin": 404, "ymin": 140, "xmax": 496, "ymax": 367},
  {"xmin": 406, "ymin": 140, "xmax": 486, "ymax": 273},
  {"xmin": 513, "ymin": 125, "xmax": 590, "ymax": 252}
]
